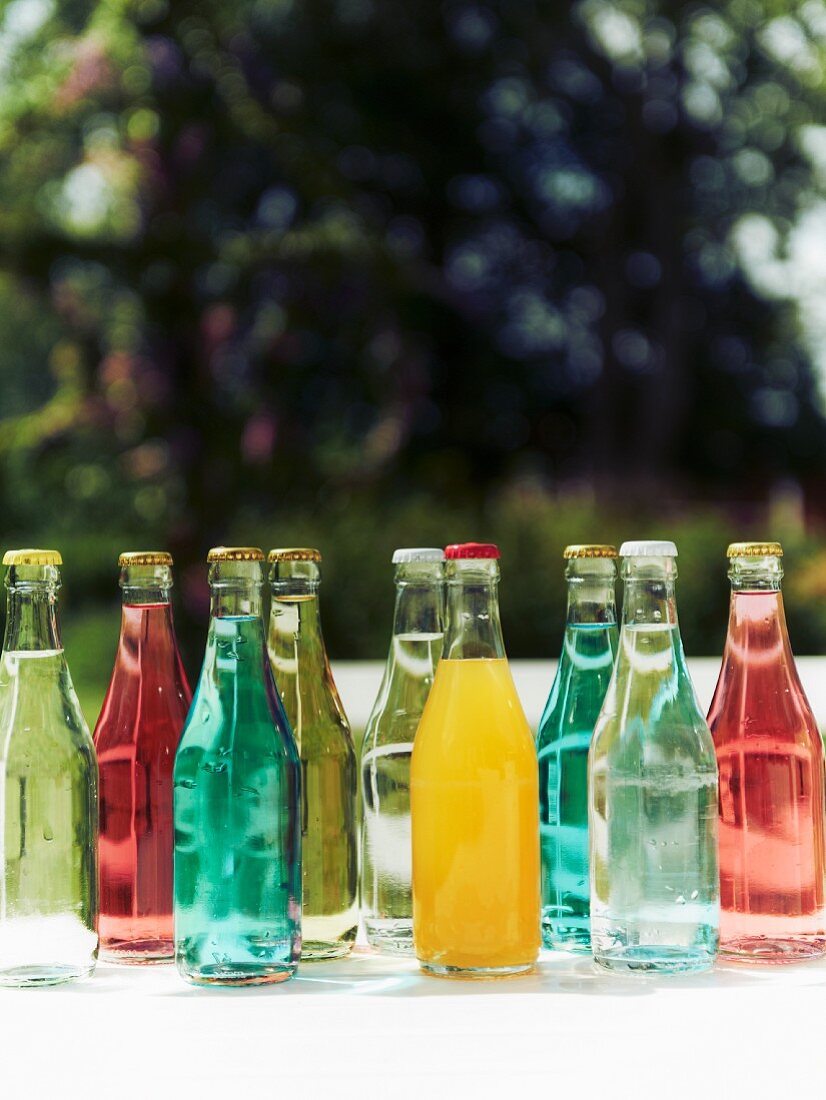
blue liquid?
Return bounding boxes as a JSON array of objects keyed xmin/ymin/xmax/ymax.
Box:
[
  {"xmin": 537, "ymin": 622, "xmax": 617, "ymax": 952},
  {"xmin": 173, "ymin": 616, "xmax": 302, "ymax": 986}
]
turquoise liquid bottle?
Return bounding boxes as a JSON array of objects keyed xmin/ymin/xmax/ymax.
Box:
[
  {"xmin": 589, "ymin": 540, "xmax": 720, "ymax": 974},
  {"xmin": 173, "ymin": 548, "xmax": 301, "ymax": 986},
  {"xmin": 537, "ymin": 545, "xmax": 618, "ymax": 952}
]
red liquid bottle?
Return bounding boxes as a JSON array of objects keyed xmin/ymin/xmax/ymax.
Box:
[
  {"xmin": 94, "ymin": 552, "xmax": 192, "ymax": 963},
  {"xmin": 708, "ymin": 541, "xmax": 826, "ymax": 963}
]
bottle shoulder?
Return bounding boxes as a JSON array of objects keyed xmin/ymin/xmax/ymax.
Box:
[
  {"xmin": 592, "ymin": 659, "xmax": 715, "ymax": 769},
  {"xmin": 708, "ymin": 654, "xmax": 819, "ymax": 743}
]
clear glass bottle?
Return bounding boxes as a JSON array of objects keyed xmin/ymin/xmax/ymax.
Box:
[
  {"xmin": 174, "ymin": 547, "xmax": 301, "ymax": 987},
  {"xmin": 361, "ymin": 548, "xmax": 445, "ymax": 956},
  {"xmin": 0, "ymin": 549, "xmax": 98, "ymax": 986},
  {"xmin": 589, "ymin": 540, "xmax": 719, "ymax": 974},
  {"xmin": 267, "ymin": 548, "xmax": 357, "ymax": 961},
  {"xmin": 708, "ymin": 541, "xmax": 826, "ymax": 962},
  {"xmin": 94, "ymin": 552, "xmax": 192, "ymax": 963},
  {"xmin": 537, "ymin": 545, "xmax": 618, "ymax": 953},
  {"xmin": 411, "ymin": 542, "xmax": 540, "ymax": 977}
]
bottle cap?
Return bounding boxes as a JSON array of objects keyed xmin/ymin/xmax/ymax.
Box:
[
  {"xmin": 620, "ymin": 540, "xmax": 678, "ymax": 558},
  {"xmin": 564, "ymin": 545, "xmax": 618, "ymax": 559},
  {"xmin": 268, "ymin": 548, "xmax": 322, "ymax": 563},
  {"xmin": 392, "ymin": 548, "xmax": 445, "ymax": 564},
  {"xmin": 727, "ymin": 541, "xmax": 783, "ymax": 558},
  {"xmin": 2, "ymin": 549, "xmax": 62, "ymax": 566},
  {"xmin": 444, "ymin": 543, "xmax": 500, "ymax": 560},
  {"xmin": 207, "ymin": 547, "xmax": 264, "ymax": 563},
  {"xmin": 119, "ymin": 551, "xmax": 173, "ymax": 567}
]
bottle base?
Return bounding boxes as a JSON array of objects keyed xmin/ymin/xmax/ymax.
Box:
[
  {"xmin": 365, "ymin": 920, "xmax": 415, "ymax": 957},
  {"xmin": 178, "ymin": 962, "xmax": 298, "ymax": 987},
  {"xmin": 541, "ymin": 924, "xmax": 591, "ymax": 954},
  {"xmin": 721, "ymin": 936, "xmax": 826, "ymax": 965},
  {"xmin": 301, "ymin": 940, "xmax": 355, "ymax": 962},
  {"xmin": 101, "ymin": 938, "xmax": 174, "ymax": 965},
  {"xmin": 594, "ymin": 945, "xmax": 715, "ymax": 975},
  {"xmin": 419, "ymin": 960, "xmax": 536, "ymax": 980},
  {"xmin": 541, "ymin": 908, "xmax": 590, "ymax": 953},
  {"xmin": 0, "ymin": 962, "xmax": 96, "ymax": 988}
]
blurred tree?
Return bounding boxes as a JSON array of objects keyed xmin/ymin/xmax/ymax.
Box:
[{"xmin": 2, "ymin": 0, "xmax": 826, "ymax": 660}]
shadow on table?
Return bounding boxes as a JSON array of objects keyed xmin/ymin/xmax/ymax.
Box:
[
  {"xmin": 157, "ymin": 947, "xmax": 802, "ymax": 999},
  {"xmin": 38, "ymin": 946, "xmax": 826, "ymax": 999}
]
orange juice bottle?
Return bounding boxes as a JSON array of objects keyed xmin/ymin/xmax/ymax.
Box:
[{"xmin": 411, "ymin": 542, "xmax": 540, "ymax": 977}]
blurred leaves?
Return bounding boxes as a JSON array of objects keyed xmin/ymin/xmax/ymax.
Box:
[{"xmin": 2, "ymin": 0, "xmax": 826, "ymax": 685}]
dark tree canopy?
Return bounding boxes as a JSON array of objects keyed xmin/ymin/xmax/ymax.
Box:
[{"xmin": 2, "ymin": 0, "xmax": 826, "ymax": 666}]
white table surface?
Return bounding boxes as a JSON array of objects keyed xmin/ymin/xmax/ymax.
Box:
[
  {"xmin": 6, "ymin": 657, "xmax": 826, "ymax": 1097},
  {"xmin": 6, "ymin": 948, "xmax": 826, "ymax": 1097}
]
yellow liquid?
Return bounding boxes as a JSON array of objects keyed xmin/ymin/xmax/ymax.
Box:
[{"xmin": 411, "ymin": 658, "xmax": 541, "ymax": 973}]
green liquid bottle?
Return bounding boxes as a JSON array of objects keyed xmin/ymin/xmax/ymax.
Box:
[
  {"xmin": 537, "ymin": 545, "xmax": 618, "ymax": 952},
  {"xmin": 360, "ymin": 548, "xmax": 444, "ymax": 955},
  {"xmin": 267, "ymin": 548, "xmax": 357, "ymax": 961},
  {"xmin": 0, "ymin": 549, "xmax": 98, "ymax": 987},
  {"xmin": 174, "ymin": 547, "xmax": 302, "ymax": 987}
]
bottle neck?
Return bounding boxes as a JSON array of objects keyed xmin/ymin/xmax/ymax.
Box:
[
  {"xmin": 3, "ymin": 565, "xmax": 63, "ymax": 653},
  {"xmin": 120, "ymin": 563, "xmax": 173, "ymax": 607},
  {"xmin": 725, "ymin": 557, "xmax": 792, "ymax": 666},
  {"xmin": 269, "ymin": 584, "xmax": 327, "ymax": 665},
  {"xmin": 208, "ymin": 561, "xmax": 263, "ymax": 620},
  {"xmin": 564, "ymin": 560, "xmax": 617, "ymax": 627},
  {"xmin": 392, "ymin": 562, "xmax": 444, "ymax": 638},
  {"xmin": 443, "ymin": 559, "xmax": 505, "ymax": 660},
  {"xmin": 620, "ymin": 558, "xmax": 679, "ymax": 629}
]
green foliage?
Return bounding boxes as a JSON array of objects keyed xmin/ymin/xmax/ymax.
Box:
[{"xmin": 2, "ymin": 0, "xmax": 826, "ymax": 687}]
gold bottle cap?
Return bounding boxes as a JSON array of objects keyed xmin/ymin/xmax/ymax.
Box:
[
  {"xmin": 268, "ymin": 548, "xmax": 322, "ymax": 563},
  {"xmin": 2, "ymin": 549, "xmax": 62, "ymax": 566},
  {"xmin": 207, "ymin": 546, "xmax": 265, "ymax": 563},
  {"xmin": 727, "ymin": 541, "xmax": 783, "ymax": 558},
  {"xmin": 563, "ymin": 544, "xmax": 618, "ymax": 559},
  {"xmin": 118, "ymin": 551, "xmax": 173, "ymax": 567}
]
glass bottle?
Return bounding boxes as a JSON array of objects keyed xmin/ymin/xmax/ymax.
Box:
[
  {"xmin": 173, "ymin": 547, "xmax": 301, "ymax": 986},
  {"xmin": 361, "ymin": 548, "xmax": 445, "ymax": 956},
  {"xmin": 0, "ymin": 549, "xmax": 98, "ymax": 986},
  {"xmin": 537, "ymin": 544, "xmax": 618, "ymax": 953},
  {"xmin": 411, "ymin": 542, "xmax": 540, "ymax": 977},
  {"xmin": 589, "ymin": 541, "xmax": 719, "ymax": 973},
  {"xmin": 94, "ymin": 552, "xmax": 192, "ymax": 963},
  {"xmin": 708, "ymin": 541, "xmax": 826, "ymax": 962},
  {"xmin": 267, "ymin": 548, "xmax": 357, "ymax": 961}
]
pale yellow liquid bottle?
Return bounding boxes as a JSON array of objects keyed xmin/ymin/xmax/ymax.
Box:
[
  {"xmin": 267, "ymin": 548, "xmax": 357, "ymax": 960},
  {"xmin": 411, "ymin": 542, "xmax": 540, "ymax": 976}
]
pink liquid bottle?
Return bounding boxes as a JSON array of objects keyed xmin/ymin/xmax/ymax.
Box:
[
  {"xmin": 708, "ymin": 541, "xmax": 826, "ymax": 963},
  {"xmin": 94, "ymin": 552, "xmax": 192, "ymax": 963}
]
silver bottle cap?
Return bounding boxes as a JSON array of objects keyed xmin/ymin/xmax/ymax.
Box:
[
  {"xmin": 392, "ymin": 548, "xmax": 445, "ymax": 564},
  {"xmin": 620, "ymin": 540, "xmax": 678, "ymax": 558}
]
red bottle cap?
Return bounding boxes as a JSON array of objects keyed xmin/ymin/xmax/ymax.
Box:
[{"xmin": 444, "ymin": 542, "xmax": 501, "ymax": 560}]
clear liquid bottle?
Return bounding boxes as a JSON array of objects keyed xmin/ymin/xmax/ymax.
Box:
[
  {"xmin": 537, "ymin": 545, "xmax": 618, "ymax": 953},
  {"xmin": 708, "ymin": 541, "xmax": 826, "ymax": 962},
  {"xmin": 411, "ymin": 542, "xmax": 540, "ymax": 977},
  {"xmin": 361, "ymin": 548, "xmax": 444, "ymax": 956},
  {"xmin": 589, "ymin": 540, "xmax": 719, "ymax": 974},
  {"xmin": 267, "ymin": 548, "xmax": 357, "ymax": 961},
  {"xmin": 0, "ymin": 549, "xmax": 98, "ymax": 986},
  {"xmin": 174, "ymin": 547, "xmax": 301, "ymax": 986},
  {"xmin": 94, "ymin": 552, "xmax": 192, "ymax": 963}
]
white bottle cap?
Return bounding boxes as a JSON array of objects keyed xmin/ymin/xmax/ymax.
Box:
[
  {"xmin": 392, "ymin": 548, "xmax": 445, "ymax": 564},
  {"xmin": 620, "ymin": 540, "xmax": 678, "ymax": 558}
]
